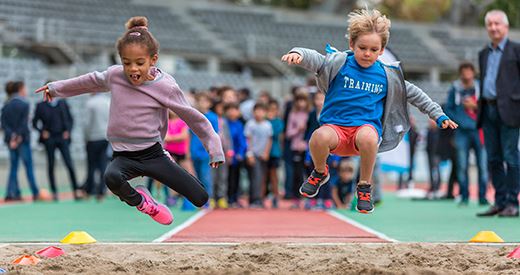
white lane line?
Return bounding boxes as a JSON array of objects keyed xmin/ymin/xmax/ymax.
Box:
[
  {"xmin": 327, "ymin": 210, "xmax": 399, "ymax": 243},
  {"xmin": 152, "ymin": 210, "xmax": 209, "ymax": 243}
]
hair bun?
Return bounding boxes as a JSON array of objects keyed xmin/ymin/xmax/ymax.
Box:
[{"xmin": 125, "ymin": 16, "xmax": 148, "ymax": 30}]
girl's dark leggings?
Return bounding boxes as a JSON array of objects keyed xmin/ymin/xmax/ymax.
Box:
[{"xmin": 104, "ymin": 143, "xmax": 208, "ymax": 207}]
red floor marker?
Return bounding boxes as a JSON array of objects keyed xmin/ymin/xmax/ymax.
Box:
[
  {"xmin": 36, "ymin": 246, "xmax": 65, "ymax": 258},
  {"xmin": 507, "ymin": 246, "xmax": 520, "ymax": 259}
]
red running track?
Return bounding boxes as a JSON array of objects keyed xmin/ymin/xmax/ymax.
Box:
[{"xmin": 165, "ymin": 209, "xmax": 387, "ymax": 243}]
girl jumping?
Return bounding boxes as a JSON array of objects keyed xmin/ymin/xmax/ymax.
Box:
[{"xmin": 36, "ymin": 16, "xmax": 224, "ymax": 225}]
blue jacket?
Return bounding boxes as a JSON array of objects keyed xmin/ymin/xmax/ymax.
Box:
[
  {"xmin": 190, "ymin": 111, "xmax": 219, "ymax": 161},
  {"xmin": 1, "ymin": 95, "xmax": 31, "ymax": 144},
  {"xmin": 227, "ymin": 118, "xmax": 247, "ymax": 166},
  {"xmin": 445, "ymin": 80, "xmax": 479, "ymax": 130}
]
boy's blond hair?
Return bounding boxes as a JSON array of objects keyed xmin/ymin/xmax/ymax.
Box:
[{"xmin": 347, "ymin": 9, "xmax": 391, "ymax": 48}]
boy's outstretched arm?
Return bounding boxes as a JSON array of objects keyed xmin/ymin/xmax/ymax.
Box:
[
  {"xmin": 281, "ymin": 47, "xmax": 326, "ymax": 74},
  {"xmin": 405, "ymin": 81, "xmax": 458, "ymax": 129}
]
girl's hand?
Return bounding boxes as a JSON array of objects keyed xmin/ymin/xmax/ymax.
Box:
[
  {"xmin": 35, "ymin": 85, "xmax": 53, "ymax": 102},
  {"xmin": 210, "ymin": 161, "xmax": 222, "ymax": 168},
  {"xmin": 441, "ymin": 119, "xmax": 458, "ymax": 129},
  {"xmin": 281, "ymin": 53, "xmax": 303, "ymax": 65}
]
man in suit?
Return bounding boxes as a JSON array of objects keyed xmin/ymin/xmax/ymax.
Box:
[{"xmin": 477, "ymin": 10, "xmax": 520, "ymax": 217}]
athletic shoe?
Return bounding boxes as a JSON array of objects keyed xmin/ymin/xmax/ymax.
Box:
[
  {"xmin": 135, "ymin": 185, "xmax": 173, "ymax": 225},
  {"xmin": 356, "ymin": 183, "xmax": 374, "ymax": 214},
  {"xmin": 299, "ymin": 165, "xmax": 330, "ymax": 198},
  {"xmin": 217, "ymin": 198, "xmax": 228, "ymax": 209},
  {"xmin": 479, "ymin": 198, "xmax": 489, "ymax": 206}
]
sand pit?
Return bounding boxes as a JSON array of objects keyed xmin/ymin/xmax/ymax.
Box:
[{"xmin": 1, "ymin": 243, "xmax": 520, "ymax": 274}]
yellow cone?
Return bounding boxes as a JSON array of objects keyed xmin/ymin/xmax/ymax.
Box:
[
  {"xmin": 60, "ymin": 231, "xmax": 97, "ymax": 244},
  {"xmin": 469, "ymin": 231, "xmax": 504, "ymax": 243}
]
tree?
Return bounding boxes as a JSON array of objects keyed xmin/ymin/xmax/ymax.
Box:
[
  {"xmin": 481, "ymin": 0, "xmax": 520, "ymax": 28},
  {"xmin": 378, "ymin": 0, "xmax": 452, "ymax": 22}
]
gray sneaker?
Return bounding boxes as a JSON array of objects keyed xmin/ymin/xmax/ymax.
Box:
[
  {"xmin": 299, "ymin": 165, "xmax": 330, "ymax": 198},
  {"xmin": 356, "ymin": 183, "xmax": 374, "ymax": 214}
]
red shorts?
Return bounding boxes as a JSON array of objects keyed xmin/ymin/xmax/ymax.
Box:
[{"xmin": 324, "ymin": 124, "xmax": 378, "ymax": 157}]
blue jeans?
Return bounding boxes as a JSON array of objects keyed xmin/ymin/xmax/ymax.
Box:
[
  {"xmin": 193, "ymin": 158, "xmax": 212, "ymax": 198},
  {"xmin": 455, "ymin": 129, "xmax": 488, "ymax": 202},
  {"xmin": 6, "ymin": 141, "xmax": 39, "ymax": 198},
  {"xmin": 482, "ymin": 104, "xmax": 520, "ymax": 209},
  {"xmin": 283, "ymin": 139, "xmax": 294, "ymax": 199}
]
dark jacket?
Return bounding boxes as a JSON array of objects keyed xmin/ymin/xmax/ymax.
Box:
[
  {"xmin": 478, "ymin": 39, "xmax": 520, "ymax": 128},
  {"xmin": 32, "ymin": 99, "xmax": 73, "ymax": 142},
  {"xmin": 1, "ymin": 96, "xmax": 31, "ymax": 144}
]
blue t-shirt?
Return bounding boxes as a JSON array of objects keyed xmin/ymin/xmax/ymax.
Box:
[
  {"xmin": 319, "ymin": 55, "xmax": 388, "ymax": 137},
  {"xmin": 269, "ymin": 118, "xmax": 284, "ymax": 158}
]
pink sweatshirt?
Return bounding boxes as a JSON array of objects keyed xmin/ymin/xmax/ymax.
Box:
[
  {"xmin": 164, "ymin": 118, "xmax": 188, "ymax": 155},
  {"xmin": 48, "ymin": 65, "xmax": 224, "ymax": 163},
  {"xmin": 286, "ymin": 110, "xmax": 308, "ymax": 152}
]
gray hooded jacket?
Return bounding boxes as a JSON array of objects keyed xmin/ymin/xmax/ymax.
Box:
[{"xmin": 290, "ymin": 47, "xmax": 446, "ymax": 153}]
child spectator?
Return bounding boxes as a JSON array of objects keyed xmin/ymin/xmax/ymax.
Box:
[
  {"xmin": 225, "ymin": 103, "xmax": 247, "ymax": 208},
  {"xmin": 245, "ymin": 103, "xmax": 272, "ymax": 208},
  {"xmin": 285, "ymin": 93, "xmax": 310, "ymax": 208},
  {"xmin": 266, "ymin": 99, "xmax": 284, "ymax": 209},
  {"xmin": 190, "ymin": 92, "xmax": 219, "ymax": 207},
  {"xmin": 332, "ymin": 159, "xmax": 356, "ymax": 209},
  {"xmin": 212, "ymin": 100, "xmax": 233, "ymax": 208}
]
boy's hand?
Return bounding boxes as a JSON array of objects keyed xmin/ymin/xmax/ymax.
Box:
[
  {"xmin": 210, "ymin": 161, "xmax": 223, "ymax": 168},
  {"xmin": 35, "ymin": 85, "xmax": 53, "ymax": 102},
  {"xmin": 261, "ymin": 152, "xmax": 269, "ymax": 161},
  {"xmin": 441, "ymin": 119, "xmax": 458, "ymax": 129},
  {"xmin": 281, "ymin": 53, "xmax": 302, "ymax": 65},
  {"xmin": 247, "ymin": 155, "xmax": 255, "ymax": 166}
]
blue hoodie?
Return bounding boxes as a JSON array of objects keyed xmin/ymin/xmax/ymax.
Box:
[
  {"xmin": 227, "ymin": 118, "xmax": 247, "ymax": 166},
  {"xmin": 190, "ymin": 111, "xmax": 219, "ymax": 161}
]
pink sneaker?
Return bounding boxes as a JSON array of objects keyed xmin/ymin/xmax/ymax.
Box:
[{"xmin": 135, "ymin": 185, "xmax": 173, "ymax": 225}]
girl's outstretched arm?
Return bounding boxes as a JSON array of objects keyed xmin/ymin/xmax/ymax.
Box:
[
  {"xmin": 35, "ymin": 70, "xmax": 110, "ymax": 100},
  {"xmin": 165, "ymin": 82, "xmax": 225, "ymax": 167}
]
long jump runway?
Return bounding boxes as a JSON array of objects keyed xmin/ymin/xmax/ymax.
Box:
[{"xmin": 164, "ymin": 209, "xmax": 391, "ymax": 243}]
